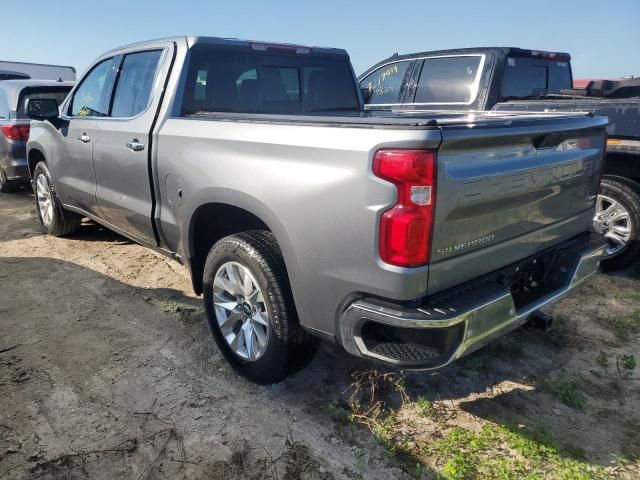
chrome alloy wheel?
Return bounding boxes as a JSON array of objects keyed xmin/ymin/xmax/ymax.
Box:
[
  {"xmin": 36, "ymin": 173, "xmax": 54, "ymax": 228},
  {"xmin": 213, "ymin": 261, "xmax": 270, "ymax": 361},
  {"xmin": 595, "ymin": 194, "xmax": 632, "ymax": 257}
]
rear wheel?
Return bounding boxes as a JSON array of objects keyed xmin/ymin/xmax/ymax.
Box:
[
  {"xmin": 596, "ymin": 176, "xmax": 640, "ymax": 272},
  {"xmin": 203, "ymin": 230, "xmax": 318, "ymax": 384},
  {"xmin": 33, "ymin": 161, "xmax": 82, "ymax": 237}
]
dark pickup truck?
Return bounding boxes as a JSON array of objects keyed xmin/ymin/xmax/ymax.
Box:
[{"xmin": 359, "ymin": 47, "xmax": 640, "ymax": 270}]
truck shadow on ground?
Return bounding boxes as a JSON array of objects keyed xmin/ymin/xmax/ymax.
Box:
[{"xmin": 1, "ymin": 191, "xmax": 131, "ymax": 244}]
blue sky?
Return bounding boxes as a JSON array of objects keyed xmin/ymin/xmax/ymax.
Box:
[{"xmin": 1, "ymin": 0, "xmax": 638, "ymax": 79}]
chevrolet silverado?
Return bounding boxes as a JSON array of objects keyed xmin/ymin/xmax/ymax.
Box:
[{"xmin": 27, "ymin": 37, "xmax": 608, "ymax": 383}]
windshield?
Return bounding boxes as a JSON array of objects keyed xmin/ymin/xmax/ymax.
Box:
[
  {"xmin": 181, "ymin": 45, "xmax": 359, "ymax": 115},
  {"xmin": 500, "ymin": 56, "xmax": 572, "ymax": 99}
]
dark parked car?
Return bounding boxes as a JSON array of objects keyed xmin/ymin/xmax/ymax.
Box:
[
  {"xmin": 359, "ymin": 47, "xmax": 640, "ymax": 271},
  {"xmin": 0, "ymin": 79, "xmax": 73, "ymax": 192}
]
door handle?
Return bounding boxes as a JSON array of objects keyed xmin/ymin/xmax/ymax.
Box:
[
  {"xmin": 78, "ymin": 134, "xmax": 91, "ymax": 143},
  {"xmin": 126, "ymin": 140, "xmax": 145, "ymax": 152}
]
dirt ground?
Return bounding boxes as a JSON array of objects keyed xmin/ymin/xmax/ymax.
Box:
[{"xmin": 1, "ymin": 190, "xmax": 639, "ymax": 479}]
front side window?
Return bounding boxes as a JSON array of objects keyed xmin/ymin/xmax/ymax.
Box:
[
  {"xmin": 180, "ymin": 45, "xmax": 359, "ymax": 115},
  {"xmin": 111, "ymin": 50, "xmax": 162, "ymax": 117},
  {"xmin": 359, "ymin": 60, "xmax": 412, "ymax": 104},
  {"xmin": 70, "ymin": 57, "xmax": 117, "ymax": 117},
  {"xmin": 415, "ymin": 56, "xmax": 483, "ymax": 104}
]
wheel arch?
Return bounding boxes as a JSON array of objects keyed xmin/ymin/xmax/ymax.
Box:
[
  {"xmin": 603, "ymin": 152, "xmax": 640, "ymax": 184},
  {"xmin": 184, "ymin": 195, "xmax": 298, "ymax": 297},
  {"xmin": 27, "ymin": 147, "xmax": 47, "ymax": 177}
]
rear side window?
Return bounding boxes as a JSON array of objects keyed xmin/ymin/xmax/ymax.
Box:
[
  {"xmin": 180, "ymin": 45, "xmax": 359, "ymax": 115},
  {"xmin": 359, "ymin": 60, "xmax": 412, "ymax": 104},
  {"xmin": 414, "ymin": 56, "xmax": 483, "ymax": 104},
  {"xmin": 17, "ymin": 87, "xmax": 72, "ymax": 119},
  {"xmin": 500, "ymin": 56, "xmax": 572, "ymax": 98},
  {"xmin": 70, "ymin": 57, "xmax": 117, "ymax": 117},
  {"xmin": 111, "ymin": 50, "xmax": 162, "ymax": 117}
]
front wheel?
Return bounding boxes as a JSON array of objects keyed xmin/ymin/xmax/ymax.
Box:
[
  {"xmin": 596, "ymin": 176, "xmax": 640, "ymax": 272},
  {"xmin": 33, "ymin": 161, "xmax": 82, "ymax": 237},
  {"xmin": 203, "ymin": 231, "xmax": 318, "ymax": 384}
]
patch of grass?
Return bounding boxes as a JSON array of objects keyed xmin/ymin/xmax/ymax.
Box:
[
  {"xmin": 424, "ymin": 424, "xmax": 609, "ymax": 480},
  {"xmin": 595, "ymin": 351, "xmax": 609, "ymax": 371},
  {"xmin": 616, "ymin": 354, "xmax": 636, "ymax": 379},
  {"xmin": 327, "ymin": 401, "xmax": 350, "ymax": 424},
  {"xmin": 543, "ymin": 376, "xmax": 586, "ymax": 409},
  {"xmin": 371, "ymin": 412, "xmax": 397, "ymax": 450},
  {"xmin": 599, "ymin": 309, "xmax": 640, "ymax": 341},
  {"xmin": 416, "ymin": 397, "xmax": 435, "ymax": 418},
  {"xmin": 342, "ymin": 369, "xmax": 634, "ymax": 479}
]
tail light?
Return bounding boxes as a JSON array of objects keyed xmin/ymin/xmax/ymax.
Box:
[
  {"xmin": 1, "ymin": 124, "xmax": 30, "ymax": 141},
  {"xmin": 373, "ymin": 149, "xmax": 437, "ymax": 267}
]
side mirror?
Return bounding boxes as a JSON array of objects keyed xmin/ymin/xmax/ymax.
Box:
[
  {"xmin": 360, "ymin": 87, "xmax": 371, "ymax": 104},
  {"xmin": 27, "ymin": 98, "xmax": 59, "ymax": 121}
]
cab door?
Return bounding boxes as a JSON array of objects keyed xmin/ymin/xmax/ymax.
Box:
[
  {"xmin": 92, "ymin": 47, "xmax": 170, "ymax": 244},
  {"xmin": 55, "ymin": 57, "xmax": 118, "ymax": 216}
]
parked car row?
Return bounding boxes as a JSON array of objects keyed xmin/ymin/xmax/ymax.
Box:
[
  {"xmin": 358, "ymin": 47, "xmax": 640, "ymax": 271},
  {"xmin": 0, "ymin": 38, "xmax": 616, "ymax": 383}
]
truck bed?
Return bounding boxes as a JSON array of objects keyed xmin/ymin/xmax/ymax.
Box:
[{"xmin": 493, "ymin": 98, "xmax": 640, "ymax": 138}]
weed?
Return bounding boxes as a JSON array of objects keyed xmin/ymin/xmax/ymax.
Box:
[
  {"xmin": 441, "ymin": 451, "xmax": 476, "ymax": 479},
  {"xmin": 416, "ymin": 397, "xmax": 435, "ymax": 418},
  {"xmin": 327, "ymin": 401, "xmax": 349, "ymax": 423},
  {"xmin": 595, "ymin": 351, "xmax": 608, "ymax": 371},
  {"xmin": 543, "ymin": 376, "xmax": 586, "ymax": 409},
  {"xmin": 616, "ymin": 354, "xmax": 636, "ymax": 379},
  {"xmin": 371, "ymin": 412, "xmax": 397, "ymax": 450},
  {"xmin": 343, "ymin": 370, "xmax": 407, "ymax": 451},
  {"xmin": 353, "ymin": 447, "xmax": 367, "ymax": 472},
  {"xmin": 598, "ymin": 309, "xmax": 640, "ymax": 341},
  {"xmin": 425, "ymin": 424, "xmax": 610, "ymax": 480}
]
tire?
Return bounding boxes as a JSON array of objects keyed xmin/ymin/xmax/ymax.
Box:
[
  {"xmin": 33, "ymin": 161, "xmax": 82, "ymax": 237},
  {"xmin": 203, "ymin": 230, "xmax": 318, "ymax": 384},
  {"xmin": 597, "ymin": 175, "xmax": 640, "ymax": 272},
  {"xmin": 0, "ymin": 169, "xmax": 19, "ymax": 193}
]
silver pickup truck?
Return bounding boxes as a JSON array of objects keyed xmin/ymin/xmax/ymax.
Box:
[{"xmin": 27, "ymin": 36, "xmax": 608, "ymax": 383}]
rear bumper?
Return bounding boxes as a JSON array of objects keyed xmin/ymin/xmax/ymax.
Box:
[
  {"xmin": 339, "ymin": 233, "xmax": 606, "ymax": 368},
  {"xmin": 0, "ymin": 146, "xmax": 29, "ymax": 181},
  {"xmin": 3, "ymin": 163, "xmax": 30, "ymax": 181}
]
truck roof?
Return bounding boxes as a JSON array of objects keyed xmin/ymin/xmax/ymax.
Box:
[
  {"xmin": 363, "ymin": 47, "xmax": 571, "ymax": 77},
  {"xmin": 102, "ymin": 36, "xmax": 349, "ymax": 58},
  {"xmin": 0, "ymin": 60, "xmax": 76, "ymax": 81}
]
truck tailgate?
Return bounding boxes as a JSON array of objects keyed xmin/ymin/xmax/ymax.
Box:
[{"xmin": 429, "ymin": 114, "xmax": 607, "ymax": 294}]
